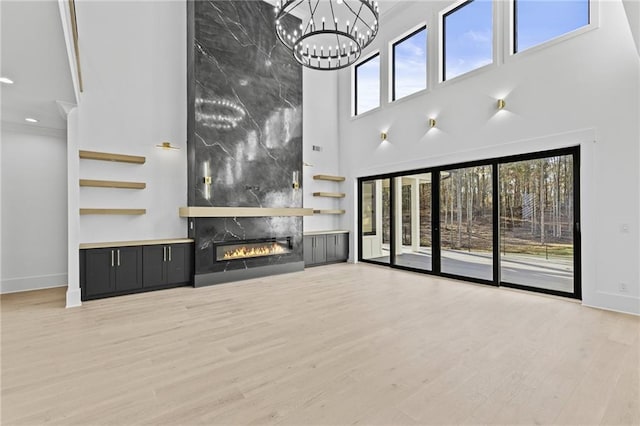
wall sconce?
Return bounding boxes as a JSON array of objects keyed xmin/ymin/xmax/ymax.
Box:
[
  {"xmin": 292, "ymin": 171, "xmax": 300, "ymax": 190},
  {"xmin": 155, "ymin": 141, "xmax": 180, "ymax": 150},
  {"xmin": 497, "ymin": 99, "xmax": 506, "ymax": 110},
  {"xmin": 380, "ymin": 132, "xmax": 388, "ymax": 141},
  {"xmin": 203, "ymin": 162, "xmax": 212, "ymax": 200},
  {"xmin": 428, "ymin": 118, "xmax": 437, "ymax": 128}
]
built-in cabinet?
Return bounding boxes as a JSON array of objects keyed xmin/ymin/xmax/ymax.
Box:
[
  {"xmin": 142, "ymin": 244, "xmax": 190, "ymax": 288},
  {"xmin": 81, "ymin": 247, "xmax": 143, "ymax": 299},
  {"xmin": 304, "ymin": 234, "xmax": 327, "ymax": 265},
  {"xmin": 80, "ymin": 240, "xmax": 193, "ymax": 300},
  {"xmin": 304, "ymin": 232, "xmax": 349, "ymax": 266}
]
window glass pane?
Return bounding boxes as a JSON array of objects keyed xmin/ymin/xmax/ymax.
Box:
[
  {"xmin": 515, "ymin": 0, "xmax": 589, "ymax": 52},
  {"xmin": 355, "ymin": 54, "xmax": 380, "ymax": 115},
  {"xmin": 444, "ymin": 0, "xmax": 493, "ymax": 81},
  {"xmin": 440, "ymin": 165, "xmax": 493, "ymax": 281},
  {"xmin": 362, "ymin": 181, "xmax": 376, "ymax": 235},
  {"xmin": 393, "ymin": 173, "xmax": 432, "ymax": 271},
  {"xmin": 361, "ymin": 178, "xmax": 391, "ymax": 264},
  {"xmin": 499, "ymin": 155, "xmax": 575, "ymax": 293},
  {"xmin": 393, "ymin": 27, "xmax": 427, "ymax": 100}
]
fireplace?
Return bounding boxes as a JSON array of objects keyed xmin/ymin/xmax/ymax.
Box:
[{"xmin": 215, "ymin": 237, "xmax": 293, "ymax": 262}]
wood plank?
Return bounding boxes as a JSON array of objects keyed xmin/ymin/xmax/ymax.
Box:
[
  {"xmin": 313, "ymin": 209, "xmax": 346, "ymax": 215},
  {"xmin": 179, "ymin": 207, "xmax": 314, "ymax": 217},
  {"xmin": 79, "ymin": 150, "xmax": 146, "ymax": 164},
  {"xmin": 79, "ymin": 238, "xmax": 193, "ymax": 249},
  {"xmin": 313, "ymin": 192, "xmax": 345, "ymax": 198},
  {"xmin": 313, "ymin": 174, "xmax": 346, "ymax": 182},
  {"xmin": 1, "ymin": 264, "xmax": 638, "ymax": 425},
  {"xmin": 304, "ymin": 230, "xmax": 349, "ymax": 235},
  {"xmin": 79, "ymin": 179, "xmax": 146, "ymax": 189},
  {"xmin": 79, "ymin": 208, "xmax": 146, "ymax": 215}
]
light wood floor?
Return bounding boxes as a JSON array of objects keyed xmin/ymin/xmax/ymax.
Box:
[{"xmin": 1, "ymin": 263, "xmax": 639, "ymax": 425}]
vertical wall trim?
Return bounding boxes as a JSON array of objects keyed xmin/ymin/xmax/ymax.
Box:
[{"xmin": 66, "ymin": 107, "xmax": 81, "ymax": 308}]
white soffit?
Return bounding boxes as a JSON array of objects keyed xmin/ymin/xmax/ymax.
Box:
[{"xmin": 1, "ymin": 0, "xmax": 75, "ymax": 131}]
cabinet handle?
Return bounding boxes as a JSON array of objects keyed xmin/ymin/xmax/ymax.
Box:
[
  {"xmin": 111, "ymin": 250, "xmax": 114, "ymax": 267},
  {"xmin": 163, "ymin": 246, "xmax": 167, "ymax": 262},
  {"xmin": 168, "ymin": 246, "xmax": 172, "ymax": 262},
  {"xmin": 117, "ymin": 249, "xmax": 121, "ymax": 267}
]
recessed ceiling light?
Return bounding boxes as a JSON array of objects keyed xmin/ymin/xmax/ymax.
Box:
[
  {"xmin": 25, "ymin": 118, "xmax": 38, "ymax": 123},
  {"xmin": 0, "ymin": 77, "xmax": 14, "ymax": 84}
]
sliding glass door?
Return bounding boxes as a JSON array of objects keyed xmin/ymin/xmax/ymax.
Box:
[
  {"xmin": 499, "ymin": 154, "xmax": 577, "ymax": 294},
  {"xmin": 358, "ymin": 147, "xmax": 580, "ymax": 299}
]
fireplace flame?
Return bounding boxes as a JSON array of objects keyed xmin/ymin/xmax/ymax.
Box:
[{"xmin": 222, "ymin": 242, "xmax": 287, "ymax": 260}]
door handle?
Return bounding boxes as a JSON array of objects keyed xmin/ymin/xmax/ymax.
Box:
[
  {"xmin": 163, "ymin": 246, "xmax": 167, "ymax": 262},
  {"xmin": 117, "ymin": 249, "xmax": 121, "ymax": 267},
  {"xmin": 168, "ymin": 246, "xmax": 172, "ymax": 262},
  {"xmin": 111, "ymin": 250, "xmax": 114, "ymax": 267}
]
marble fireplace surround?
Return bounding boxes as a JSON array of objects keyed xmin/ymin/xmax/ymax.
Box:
[{"xmin": 187, "ymin": 0, "xmax": 304, "ymax": 287}]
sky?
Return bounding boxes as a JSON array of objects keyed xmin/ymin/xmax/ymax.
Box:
[
  {"xmin": 356, "ymin": 0, "xmax": 590, "ymax": 114},
  {"xmin": 356, "ymin": 54, "xmax": 381, "ymax": 114},
  {"xmin": 394, "ymin": 28, "xmax": 427, "ymax": 100}
]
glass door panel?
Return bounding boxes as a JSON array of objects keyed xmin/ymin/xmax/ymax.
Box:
[
  {"xmin": 499, "ymin": 155, "xmax": 575, "ymax": 293},
  {"xmin": 440, "ymin": 165, "xmax": 493, "ymax": 281},
  {"xmin": 393, "ymin": 173, "xmax": 432, "ymax": 271},
  {"xmin": 361, "ymin": 178, "xmax": 391, "ymax": 264}
]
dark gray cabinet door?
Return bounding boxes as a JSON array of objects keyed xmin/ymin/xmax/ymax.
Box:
[
  {"xmin": 143, "ymin": 245, "xmax": 166, "ymax": 287},
  {"xmin": 303, "ymin": 236, "xmax": 315, "ymax": 265},
  {"xmin": 313, "ymin": 235, "xmax": 326, "ymax": 264},
  {"xmin": 326, "ymin": 234, "xmax": 348, "ymax": 262},
  {"xmin": 166, "ymin": 244, "xmax": 189, "ymax": 284},
  {"xmin": 335, "ymin": 233, "xmax": 349, "ymax": 261},
  {"xmin": 114, "ymin": 247, "xmax": 143, "ymax": 291},
  {"xmin": 325, "ymin": 234, "xmax": 338, "ymax": 262},
  {"xmin": 84, "ymin": 248, "xmax": 114, "ymax": 297}
]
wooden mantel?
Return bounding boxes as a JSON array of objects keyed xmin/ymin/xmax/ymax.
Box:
[{"xmin": 179, "ymin": 207, "xmax": 314, "ymax": 218}]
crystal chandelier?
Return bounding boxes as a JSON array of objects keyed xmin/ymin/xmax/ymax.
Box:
[{"xmin": 275, "ymin": 0, "xmax": 380, "ymax": 71}]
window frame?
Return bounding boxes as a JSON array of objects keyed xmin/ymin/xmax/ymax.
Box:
[
  {"xmin": 391, "ymin": 25, "xmax": 428, "ymax": 102},
  {"xmin": 510, "ymin": 0, "xmax": 597, "ymax": 57},
  {"xmin": 353, "ymin": 51, "xmax": 381, "ymax": 117},
  {"xmin": 441, "ymin": 0, "xmax": 495, "ymax": 83}
]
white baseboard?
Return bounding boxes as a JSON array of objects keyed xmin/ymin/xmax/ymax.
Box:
[
  {"xmin": 65, "ymin": 288, "xmax": 82, "ymax": 308},
  {"xmin": 583, "ymin": 291, "xmax": 640, "ymax": 316},
  {"xmin": 1, "ymin": 273, "xmax": 68, "ymax": 294}
]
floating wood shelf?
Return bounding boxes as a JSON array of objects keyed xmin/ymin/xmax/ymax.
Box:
[
  {"xmin": 80, "ymin": 208, "xmax": 146, "ymax": 216},
  {"xmin": 80, "ymin": 179, "xmax": 146, "ymax": 190},
  {"xmin": 79, "ymin": 150, "xmax": 146, "ymax": 164},
  {"xmin": 179, "ymin": 207, "xmax": 314, "ymax": 218},
  {"xmin": 313, "ymin": 174, "xmax": 345, "ymax": 182},
  {"xmin": 313, "ymin": 209, "xmax": 346, "ymax": 215},
  {"xmin": 313, "ymin": 192, "xmax": 345, "ymax": 198}
]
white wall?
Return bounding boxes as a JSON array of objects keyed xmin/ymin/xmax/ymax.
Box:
[
  {"xmin": 330, "ymin": 0, "xmax": 639, "ymax": 314},
  {"xmin": 302, "ymin": 68, "xmax": 343, "ymax": 232},
  {"xmin": 74, "ymin": 0, "xmax": 187, "ymax": 244},
  {"xmin": 1, "ymin": 124, "xmax": 68, "ymax": 293}
]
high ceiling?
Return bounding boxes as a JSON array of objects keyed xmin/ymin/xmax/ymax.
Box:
[{"xmin": 1, "ymin": 0, "xmax": 75, "ymax": 131}]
